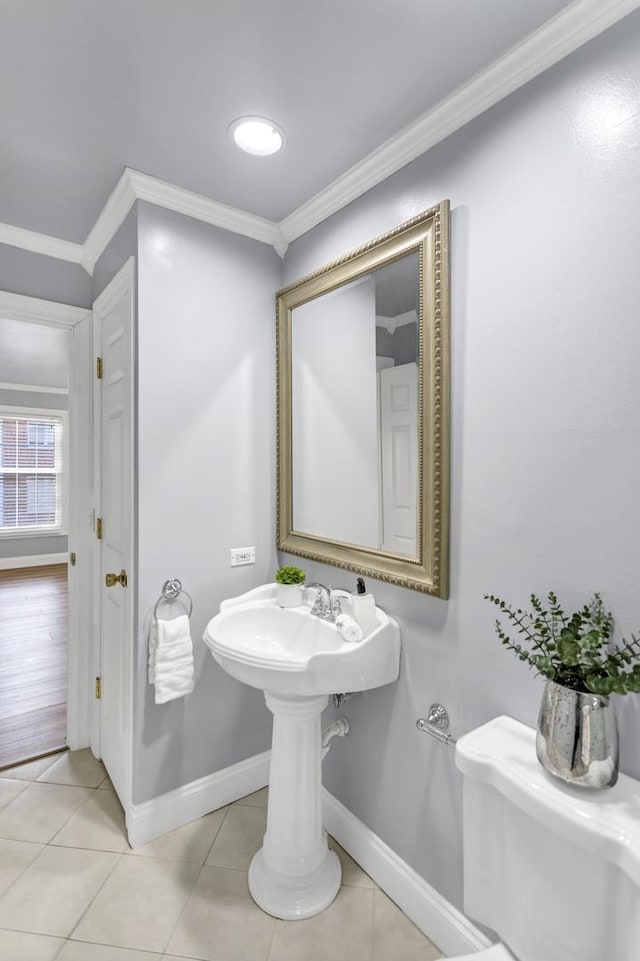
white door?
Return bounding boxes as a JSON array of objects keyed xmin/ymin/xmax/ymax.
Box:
[
  {"xmin": 93, "ymin": 258, "xmax": 134, "ymax": 809},
  {"xmin": 379, "ymin": 362, "xmax": 418, "ymax": 556}
]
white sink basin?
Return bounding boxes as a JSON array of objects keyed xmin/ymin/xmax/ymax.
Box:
[
  {"xmin": 203, "ymin": 583, "xmax": 401, "ymax": 696},
  {"xmin": 203, "ymin": 583, "xmax": 401, "ymax": 921}
]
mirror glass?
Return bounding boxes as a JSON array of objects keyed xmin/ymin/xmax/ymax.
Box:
[
  {"xmin": 291, "ymin": 252, "xmax": 420, "ymax": 558},
  {"xmin": 277, "ymin": 202, "xmax": 450, "ymax": 596}
]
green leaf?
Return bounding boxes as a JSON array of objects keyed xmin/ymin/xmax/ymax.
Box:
[
  {"xmin": 586, "ymin": 674, "xmax": 613, "ymax": 695},
  {"xmin": 557, "ymin": 635, "xmax": 580, "ymax": 665}
]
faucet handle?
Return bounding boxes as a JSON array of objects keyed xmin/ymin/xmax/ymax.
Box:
[
  {"xmin": 309, "ymin": 585, "xmax": 326, "ymax": 615},
  {"xmin": 330, "ymin": 594, "xmax": 344, "ymax": 617}
]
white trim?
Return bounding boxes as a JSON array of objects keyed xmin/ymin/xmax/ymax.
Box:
[
  {"xmin": 0, "ymin": 403, "xmax": 67, "ymax": 417},
  {"xmin": 0, "ymin": 221, "xmax": 84, "ymax": 265},
  {"xmin": 66, "ymin": 312, "xmax": 94, "ymax": 751},
  {"xmin": 91, "ymin": 256, "xmax": 136, "ymax": 813},
  {"xmin": 0, "ymin": 382, "xmax": 68, "ymax": 395},
  {"xmin": 2, "ymin": 0, "xmax": 637, "ymax": 266},
  {"xmin": 81, "ymin": 167, "xmax": 281, "ymax": 274},
  {"xmin": 0, "ymin": 552, "xmax": 68, "ymax": 571},
  {"xmin": 127, "ymin": 168, "xmax": 280, "ymax": 247},
  {"xmin": 272, "ymin": 231, "xmax": 289, "ymax": 260},
  {"xmin": 322, "ymin": 789, "xmax": 492, "ymax": 958},
  {"xmin": 90, "ymin": 290, "xmax": 102, "ymax": 761},
  {"xmin": 278, "ymin": 0, "xmax": 640, "ymax": 243},
  {"xmin": 0, "ymin": 528, "xmax": 66, "ymax": 541},
  {"xmin": 81, "ymin": 169, "xmax": 137, "ymax": 275},
  {"xmin": 376, "ymin": 310, "xmax": 418, "ymax": 334},
  {"xmin": 121, "ymin": 752, "xmax": 489, "ymax": 956},
  {"xmin": 126, "ymin": 750, "xmax": 271, "ymax": 848},
  {"xmin": 0, "ymin": 291, "xmax": 90, "ymax": 329}
]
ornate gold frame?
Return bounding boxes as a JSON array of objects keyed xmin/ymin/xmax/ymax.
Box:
[{"xmin": 276, "ymin": 201, "xmax": 450, "ymax": 596}]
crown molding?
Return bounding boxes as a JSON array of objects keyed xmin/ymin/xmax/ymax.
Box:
[
  {"xmin": 81, "ymin": 167, "xmax": 281, "ymax": 274},
  {"xmin": 81, "ymin": 168, "xmax": 137, "ymax": 275},
  {"xmin": 0, "ymin": 290, "xmax": 90, "ymax": 328},
  {"xmin": 272, "ymin": 230, "xmax": 289, "ymax": 260},
  {"xmin": 2, "ymin": 0, "xmax": 637, "ymax": 268},
  {"xmin": 0, "ymin": 222, "xmax": 83, "ymax": 266},
  {"xmin": 127, "ymin": 168, "xmax": 280, "ymax": 249},
  {"xmin": 376, "ymin": 310, "xmax": 418, "ymax": 334},
  {"xmin": 279, "ymin": 0, "xmax": 640, "ymax": 244}
]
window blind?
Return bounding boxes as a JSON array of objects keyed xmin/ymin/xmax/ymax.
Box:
[{"xmin": 0, "ymin": 412, "xmax": 64, "ymax": 533}]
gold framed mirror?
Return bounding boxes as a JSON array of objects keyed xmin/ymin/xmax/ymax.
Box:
[{"xmin": 277, "ymin": 201, "xmax": 449, "ymax": 596}]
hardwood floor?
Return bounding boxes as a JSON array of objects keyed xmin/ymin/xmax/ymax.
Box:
[{"xmin": 0, "ymin": 564, "xmax": 67, "ymax": 769}]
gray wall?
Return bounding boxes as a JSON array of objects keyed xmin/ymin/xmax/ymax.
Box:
[
  {"xmin": 134, "ymin": 203, "xmax": 281, "ymax": 802},
  {"xmin": 281, "ymin": 14, "xmax": 640, "ymax": 910},
  {"xmin": 393, "ymin": 322, "xmax": 417, "ymax": 366},
  {"xmin": 0, "ymin": 319, "xmax": 69, "ymax": 389},
  {"xmin": 0, "ymin": 244, "xmax": 91, "ymax": 308},
  {"xmin": 92, "ymin": 207, "xmax": 139, "ymax": 302},
  {"xmin": 376, "ymin": 325, "xmax": 417, "ymax": 364},
  {"xmin": 0, "ymin": 534, "xmax": 67, "ymax": 561},
  {"xmin": 0, "ymin": 389, "xmax": 68, "ymax": 411}
]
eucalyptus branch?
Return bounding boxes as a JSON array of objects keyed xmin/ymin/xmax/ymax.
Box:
[
  {"xmin": 530, "ymin": 592, "xmax": 559, "ymax": 642},
  {"xmin": 484, "ymin": 591, "xmax": 640, "ymax": 697}
]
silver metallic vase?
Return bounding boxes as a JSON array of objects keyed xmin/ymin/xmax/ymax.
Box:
[{"xmin": 536, "ymin": 679, "xmax": 619, "ymax": 789}]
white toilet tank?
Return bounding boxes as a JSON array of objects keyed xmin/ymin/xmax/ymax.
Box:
[{"xmin": 455, "ymin": 716, "xmax": 640, "ymax": 961}]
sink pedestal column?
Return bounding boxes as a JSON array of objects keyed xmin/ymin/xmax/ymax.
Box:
[{"xmin": 248, "ymin": 692, "xmax": 341, "ymax": 919}]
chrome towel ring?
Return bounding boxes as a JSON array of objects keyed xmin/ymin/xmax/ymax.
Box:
[{"xmin": 153, "ymin": 578, "xmax": 193, "ymax": 621}]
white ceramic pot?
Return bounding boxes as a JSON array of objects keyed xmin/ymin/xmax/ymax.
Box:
[{"xmin": 276, "ymin": 583, "xmax": 303, "ymax": 608}]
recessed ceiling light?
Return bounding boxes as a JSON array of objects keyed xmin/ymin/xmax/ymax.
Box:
[{"xmin": 228, "ymin": 116, "xmax": 284, "ymax": 156}]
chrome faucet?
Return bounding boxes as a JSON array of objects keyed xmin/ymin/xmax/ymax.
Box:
[{"xmin": 306, "ymin": 582, "xmax": 343, "ymax": 622}]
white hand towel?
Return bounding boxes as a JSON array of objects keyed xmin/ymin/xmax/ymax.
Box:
[
  {"xmin": 149, "ymin": 614, "xmax": 194, "ymax": 704},
  {"xmin": 154, "ymin": 661, "xmax": 194, "ymax": 704},
  {"xmin": 148, "ymin": 620, "xmax": 158, "ymax": 684},
  {"xmin": 335, "ymin": 614, "xmax": 363, "ymax": 643}
]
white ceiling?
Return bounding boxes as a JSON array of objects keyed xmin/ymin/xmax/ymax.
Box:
[{"xmin": 0, "ymin": 0, "xmax": 582, "ymax": 244}]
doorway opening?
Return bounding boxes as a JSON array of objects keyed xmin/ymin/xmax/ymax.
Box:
[
  {"xmin": 0, "ymin": 318, "xmax": 71, "ymax": 768},
  {"xmin": 0, "ymin": 293, "xmax": 94, "ymax": 769},
  {"xmin": 0, "ymin": 563, "xmax": 68, "ymax": 769}
]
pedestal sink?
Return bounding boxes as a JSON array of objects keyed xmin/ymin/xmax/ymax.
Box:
[{"xmin": 203, "ymin": 583, "xmax": 401, "ymax": 920}]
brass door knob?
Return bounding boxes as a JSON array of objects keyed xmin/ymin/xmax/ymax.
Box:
[{"xmin": 105, "ymin": 570, "xmax": 128, "ymax": 588}]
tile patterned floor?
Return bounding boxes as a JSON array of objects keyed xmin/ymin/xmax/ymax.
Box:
[{"xmin": 0, "ymin": 749, "xmax": 442, "ymax": 961}]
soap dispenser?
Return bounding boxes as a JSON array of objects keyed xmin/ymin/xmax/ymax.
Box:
[{"xmin": 351, "ymin": 577, "xmax": 379, "ymax": 636}]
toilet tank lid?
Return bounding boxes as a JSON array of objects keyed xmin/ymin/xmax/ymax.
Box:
[{"xmin": 455, "ymin": 716, "xmax": 640, "ymax": 889}]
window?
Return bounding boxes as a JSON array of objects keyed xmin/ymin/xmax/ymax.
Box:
[{"xmin": 0, "ymin": 410, "xmax": 65, "ymax": 535}]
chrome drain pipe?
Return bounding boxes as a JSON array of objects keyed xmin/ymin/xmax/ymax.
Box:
[{"xmin": 322, "ymin": 716, "xmax": 349, "ymax": 758}]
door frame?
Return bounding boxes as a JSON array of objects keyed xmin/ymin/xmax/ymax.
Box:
[
  {"xmin": 0, "ymin": 290, "xmax": 93, "ymax": 752},
  {"xmin": 91, "ymin": 257, "xmax": 136, "ymax": 812}
]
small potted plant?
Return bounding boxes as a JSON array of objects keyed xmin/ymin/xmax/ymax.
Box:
[
  {"xmin": 485, "ymin": 590, "xmax": 640, "ymax": 789},
  {"xmin": 275, "ymin": 565, "xmax": 306, "ymax": 608}
]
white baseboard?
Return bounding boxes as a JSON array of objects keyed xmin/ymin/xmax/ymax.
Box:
[
  {"xmin": 126, "ymin": 750, "xmax": 271, "ymax": 849},
  {"xmin": 123, "ymin": 749, "xmax": 491, "ymax": 956},
  {"xmin": 322, "ymin": 789, "xmax": 492, "ymax": 958},
  {"xmin": 0, "ymin": 552, "xmax": 68, "ymax": 571}
]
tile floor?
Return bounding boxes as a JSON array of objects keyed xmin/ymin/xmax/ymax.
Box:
[{"xmin": 0, "ymin": 749, "xmax": 442, "ymax": 961}]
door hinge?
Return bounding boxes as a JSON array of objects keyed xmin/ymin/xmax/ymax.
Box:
[
  {"xmin": 96, "ymin": 517, "xmax": 103, "ymax": 540},
  {"xmin": 96, "ymin": 356, "xmax": 103, "ymax": 379},
  {"xmin": 95, "ymin": 676, "xmax": 102, "ymax": 699},
  {"xmin": 70, "ymin": 552, "xmax": 76, "ymax": 566}
]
